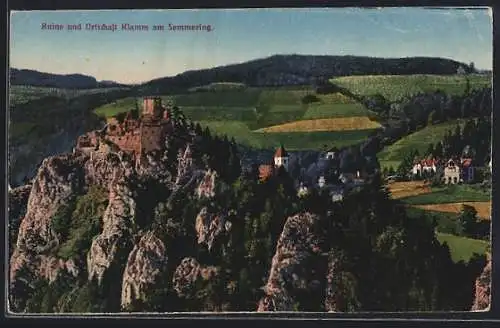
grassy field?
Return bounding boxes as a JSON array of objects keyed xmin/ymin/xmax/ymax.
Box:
[
  {"xmin": 413, "ymin": 202, "xmax": 491, "ymax": 220},
  {"xmin": 256, "ymin": 116, "xmax": 381, "ymax": 132},
  {"xmin": 399, "ymin": 184, "xmax": 491, "ymax": 205},
  {"xmin": 378, "ymin": 120, "xmax": 466, "ymax": 169},
  {"xmin": 197, "ymin": 120, "xmax": 377, "ymax": 150},
  {"xmin": 388, "ymin": 181, "xmax": 432, "ymax": 199},
  {"xmin": 302, "ymin": 103, "xmax": 369, "ymax": 119},
  {"xmin": 93, "ymin": 97, "xmax": 139, "ymax": 117},
  {"xmin": 436, "ymin": 233, "xmax": 489, "ymax": 263},
  {"xmin": 331, "ymin": 74, "xmax": 491, "ymax": 102},
  {"xmin": 393, "ymin": 181, "xmax": 491, "ymax": 260},
  {"xmin": 93, "ymin": 86, "xmax": 377, "ymax": 150}
]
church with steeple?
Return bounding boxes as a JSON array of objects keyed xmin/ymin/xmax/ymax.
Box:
[{"xmin": 259, "ymin": 144, "xmax": 290, "ymax": 181}]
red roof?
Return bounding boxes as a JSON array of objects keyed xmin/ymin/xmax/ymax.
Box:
[
  {"xmin": 274, "ymin": 145, "xmax": 288, "ymax": 158},
  {"xmin": 461, "ymin": 158, "xmax": 473, "ymax": 167},
  {"xmin": 422, "ymin": 159, "xmax": 437, "ymax": 166}
]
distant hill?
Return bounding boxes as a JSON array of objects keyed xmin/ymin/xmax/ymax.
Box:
[
  {"xmin": 10, "ymin": 68, "xmax": 128, "ymax": 89},
  {"xmin": 138, "ymin": 54, "xmax": 471, "ymax": 94}
]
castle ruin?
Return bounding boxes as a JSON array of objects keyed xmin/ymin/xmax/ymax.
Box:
[{"xmin": 75, "ymin": 96, "xmax": 174, "ymax": 165}]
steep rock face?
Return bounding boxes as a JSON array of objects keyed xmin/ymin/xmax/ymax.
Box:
[
  {"xmin": 136, "ymin": 152, "xmax": 173, "ymax": 185},
  {"xmin": 87, "ymin": 169, "xmax": 136, "ymax": 285},
  {"xmin": 472, "ymin": 260, "xmax": 491, "ymax": 311},
  {"xmin": 257, "ymin": 291, "xmax": 295, "ymax": 312},
  {"xmin": 8, "ymin": 184, "xmax": 32, "ymax": 223},
  {"xmin": 121, "ymin": 231, "xmax": 168, "ymax": 308},
  {"xmin": 8, "ymin": 185, "xmax": 32, "ymax": 254},
  {"xmin": 172, "ymin": 257, "xmax": 219, "ymax": 299},
  {"xmin": 324, "ymin": 252, "xmax": 347, "ymax": 312},
  {"xmin": 257, "ymin": 212, "xmax": 323, "ymax": 312},
  {"xmin": 39, "ymin": 257, "xmax": 79, "ymax": 283},
  {"xmin": 83, "ymin": 152, "xmax": 123, "ymax": 188},
  {"xmin": 10, "ymin": 154, "xmax": 85, "ymax": 285},
  {"xmin": 195, "ymin": 207, "xmax": 232, "ymax": 251},
  {"xmin": 195, "ymin": 169, "xmax": 218, "ymax": 199},
  {"xmin": 175, "ymin": 145, "xmax": 194, "ymax": 185}
]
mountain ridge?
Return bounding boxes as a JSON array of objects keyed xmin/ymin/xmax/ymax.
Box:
[
  {"xmin": 138, "ymin": 54, "xmax": 472, "ymax": 94},
  {"xmin": 11, "ymin": 54, "xmax": 471, "ymax": 91},
  {"xmin": 9, "ymin": 68, "xmax": 129, "ymax": 89}
]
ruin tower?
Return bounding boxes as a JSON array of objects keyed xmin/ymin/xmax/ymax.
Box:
[{"xmin": 142, "ymin": 96, "xmax": 163, "ymax": 118}]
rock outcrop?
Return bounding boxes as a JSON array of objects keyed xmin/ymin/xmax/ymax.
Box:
[
  {"xmin": 10, "ymin": 154, "xmax": 85, "ymax": 285},
  {"xmin": 324, "ymin": 251, "xmax": 355, "ymax": 312},
  {"xmin": 87, "ymin": 169, "xmax": 136, "ymax": 285},
  {"xmin": 195, "ymin": 207, "xmax": 231, "ymax": 251},
  {"xmin": 257, "ymin": 212, "xmax": 323, "ymax": 312},
  {"xmin": 175, "ymin": 144, "xmax": 194, "ymax": 185},
  {"xmin": 8, "ymin": 184, "xmax": 32, "ymax": 224},
  {"xmin": 121, "ymin": 231, "xmax": 168, "ymax": 308},
  {"xmin": 39, "ymin": 257, "xmax": 79, "ymax": 283},
  {"xmin": 8, "ymin": 184, "xmax": 32, "ymax": 254},
  {"xmin": 195, "ymin": 169, "xmax": 218, "ymax": 199},
  {"xmin": 471, "ymin": 259, "xmax": 491, "ymax": 311},
  {"xmin": 172, "ymin": 257, "xmax": 219, "ymax": 299}
]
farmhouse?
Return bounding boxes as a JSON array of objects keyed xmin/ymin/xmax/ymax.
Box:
[
  {"xmin": 75, "ymin": 96, "xmax": 174, "ymax": 166},
  {"xmin": 443, "ymin": 159, "xmax": 461, "ymax": 184},
  {"xmin": 412, "ymin": 158, "xmax": 438, "ymax": 176}
]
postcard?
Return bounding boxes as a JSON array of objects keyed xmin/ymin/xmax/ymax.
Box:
[{"xmin": 7, "ymin": 7, "xmax": 493, "ymax": 314}]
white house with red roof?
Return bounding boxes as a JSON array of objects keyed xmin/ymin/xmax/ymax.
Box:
[
  {"xmin": 412, "ymin": 158, "xmax": 438, "ymax": 176},
  {"xmin": 444, "ymin": 159, "xmax": 461, "ymax": 184},
  {"xmin": 258, "ymin": 145, "xmax": 290, "ymax": 181}
]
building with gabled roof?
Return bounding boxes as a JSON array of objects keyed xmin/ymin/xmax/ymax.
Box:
[{"xmin": 259, "ymin": 145, "xmax": 290, "ymax": 181}]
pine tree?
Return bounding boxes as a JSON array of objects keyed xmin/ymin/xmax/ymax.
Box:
[
  {"xmin": 434, "ymin": 142, "xmax": 444, "ymax": 159},
  {"xmin": 426, "ymin": 143, "xmax": 435, "ymax": 157}
]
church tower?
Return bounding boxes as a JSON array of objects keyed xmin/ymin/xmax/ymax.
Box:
[{"xmin": 274, "ymin": 144, "xmax": 289, "ymax": 171}]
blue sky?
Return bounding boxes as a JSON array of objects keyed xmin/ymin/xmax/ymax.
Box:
[{"xmin": 10, "ymin": 8, "xmax": 493, "ymax": 84}]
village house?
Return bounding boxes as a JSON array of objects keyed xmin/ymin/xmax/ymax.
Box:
[
  {"xmin": 258, "ymin": 145, "xmax": 289, "ymax": 181},
  {"xmin": 443, "ymin": 159, "xmax": 461, "ymax": 184},
  {"xmin": 75, "ymin": 96, "xmax": 174, "ymax": 167},
  {"xmin": 442, "ymin": 156, "xmax": 475, "ymax": 185},
  {"xmin": 412, "ymin": 158, "xmax": 438, "ymax": 177},
  {"xmin": 460, "ymin": 157, "xmax": 475, "ymax": 183},
  {"xmin": 325, "ymin": 147, "xmax": 339, "ymax": 160},
  {"xmin": 315, "ymin": 174, "xmax": 345, "ymax": 203}
]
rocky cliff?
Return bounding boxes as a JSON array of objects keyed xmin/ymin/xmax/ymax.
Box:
[
  {"xmin": 8, "ymin": 114, "xmax": 243, "ymax": 313},
  {"xmin": 121, "ymin": 231, "xmax": 168, "ymax": 308},
  {"xmin": 471, "ymin": 259, "xmax": 491, "ymax": 311},
  {"xmin": 257, "ymin": 212, "xmax": 324, "ymax": 312}
]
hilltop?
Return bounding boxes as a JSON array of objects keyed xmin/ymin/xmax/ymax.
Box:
[
  {"xmin": 10, "ymin": 68, "xmax": 129, "ymax": 89},
  {"xmin": 138, "ymin": 54, "xmax": 470, "ymax": 94}
]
